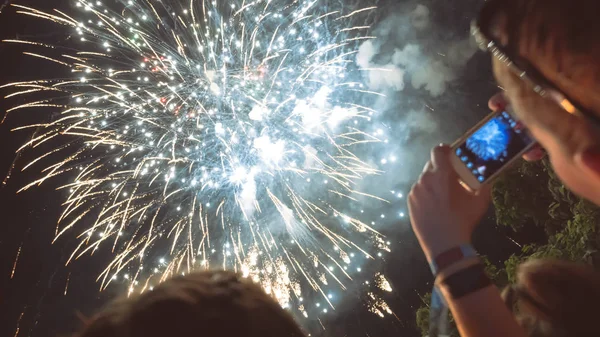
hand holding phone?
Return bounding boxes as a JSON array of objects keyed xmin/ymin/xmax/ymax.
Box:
[
  {"xmin": 450, "ymin": 108, "xmax": 536, "ymax": 191},
  {"xmin": 409, "ymin": 145, "xmax": 492, "ymax": 261}
]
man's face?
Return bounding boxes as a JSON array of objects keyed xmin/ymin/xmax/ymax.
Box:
[{"xmin": 492, "ymin": 56, "xmax": 600, "ymax": 205}]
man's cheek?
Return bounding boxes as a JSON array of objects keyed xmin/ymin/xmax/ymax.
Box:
[
  {"xmin": 510, "ymin": 99, "xmax": 537, "ymax": 125},
  {"xmin": 550, "ymin": 155, "xmax": 591, "ymax": 200},
  {"xmin": 492, "ymin": 58, "xmax": 516, "ymax": 84}
]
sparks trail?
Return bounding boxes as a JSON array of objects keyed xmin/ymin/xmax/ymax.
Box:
[
  {"xmin": 64, "ymin": 272, "xmax": 71, "ymax": 295},
  {"xmin": 11, "ymin": 243, "xmax": 22, "ymax": 279},
  {"xmin": 13, "ymin": 310, "xmax": 25, "ymax": 337},
  {"xmin": 2, "ymin": 0, "xmax": 395, "ymax": 322}
]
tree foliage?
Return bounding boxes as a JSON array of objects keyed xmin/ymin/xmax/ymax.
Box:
[
  {"xmin": 491, "ymin": 159, "xmax": 577, "ymax": 235},
  {"xmin": 415, "ymin": 291, "xmax": 459, "ymax": 337},
  {"xmin": 495, "ymin": 159, "xmax": 600, "ymax": 281},
  {"xmin": 415, "ymin": 292, "xmax": 432, "ymax": 337}
]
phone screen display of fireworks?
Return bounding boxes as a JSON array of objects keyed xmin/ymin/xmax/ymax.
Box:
[{"xmin": 455, "ymin": 111, "xmax": 535, "ymax": 183}]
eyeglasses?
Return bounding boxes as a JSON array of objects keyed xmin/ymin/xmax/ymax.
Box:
[{"xmin": 471, "ymin": 2, "xmax": 600, "ymax": 128}]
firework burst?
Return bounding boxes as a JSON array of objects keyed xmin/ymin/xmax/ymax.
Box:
[{"xmin": 2, "ymin": 0, "xmax": 394, "ymax": 321}]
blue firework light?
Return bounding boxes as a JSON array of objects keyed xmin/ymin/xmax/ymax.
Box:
[
  {"xmin": 466, "ymin": 117, "xmax": 511, "ymax": 161},
  {"xmin": 3, "ymin": 0, "xmax": 395, "ymax": 320}
]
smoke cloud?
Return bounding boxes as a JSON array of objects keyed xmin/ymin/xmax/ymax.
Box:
[
  {"xmin": 350, "ymin": 1, "xmax": 484, "ymax": 221},
  {"xmin": 357, "ymin": 4, "xmax": 477, "ymax": 98}
]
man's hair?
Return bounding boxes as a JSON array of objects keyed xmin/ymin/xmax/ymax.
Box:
[
  {"xmin": 75, "ymin": 271, "xmax": 305, "ymax": 337},
  {"xmin": 503, "ymin": 259, "xmax": 600, "ymax": 337},
  {"xmin": 482, "ymin": 0, "xmax": 600, "ymax": 80}
]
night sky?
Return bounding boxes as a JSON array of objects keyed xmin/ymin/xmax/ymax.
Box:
[{"xmin": 0, "ymin": 0, "xmax": 521, "ymax": 336}]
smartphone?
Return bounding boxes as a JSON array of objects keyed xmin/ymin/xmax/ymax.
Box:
[{"xmin": 450, "ymin": 108, "xmax": 536, "ymax": 191}]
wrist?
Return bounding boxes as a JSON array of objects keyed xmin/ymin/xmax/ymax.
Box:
[
  {"xmin": 415, "ymin": 231, "xmax": 472, "ymax": 263},
  {"xmin": 434, "ymin": 257, "xmax": 481, "ymax": 282}
]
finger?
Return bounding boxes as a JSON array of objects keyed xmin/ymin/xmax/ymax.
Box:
[
  {"xmin": 408, "ymin": 183, "xmax": 421, "ymax": 200},
  {"xmin": 408, "ymin": 183, "xmax": 426, "ymax": 205},
  {"xmin": 422, "ymin": 160, "xmax": 433, "ymax": 173},
  {"xmin": 430, "ymin": 144, "xmax": 455, "ymax": 174},
  {"xmin": 469, "ymin": 183, "xmax": 492, "ymax": 208},
  {"xmin": 488, "ymin": 92, "xmax": 508, "ymax": 111},
  {"xmin": 522, "ymin": 145, "xmax": 546, "ymax": 161},
  {"xmin": 474, "ymin": 182, "xmax": 492, "ymax": 198},
  {"xmin": 416, "ymin": 170, "xmax": 435, "ymax": 196}
]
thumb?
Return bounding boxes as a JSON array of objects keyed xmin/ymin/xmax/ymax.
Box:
[{"xmin": 431, "ymin": 144, "xmax": 455, "ymax": 173}]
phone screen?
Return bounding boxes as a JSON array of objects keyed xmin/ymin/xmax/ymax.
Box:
[{"xmin": 454, "ymin": 111, "xmax": 535, "ymax": 183}]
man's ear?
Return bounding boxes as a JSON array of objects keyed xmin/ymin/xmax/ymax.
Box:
[{"xmin": 489, "ymin": 12, "xmax": 509, "ymax": 46}]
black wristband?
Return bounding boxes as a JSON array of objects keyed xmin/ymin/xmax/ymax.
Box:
[{"xmin": 440, "ymin": 263, "xmax": 492, "ymax": 299}]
